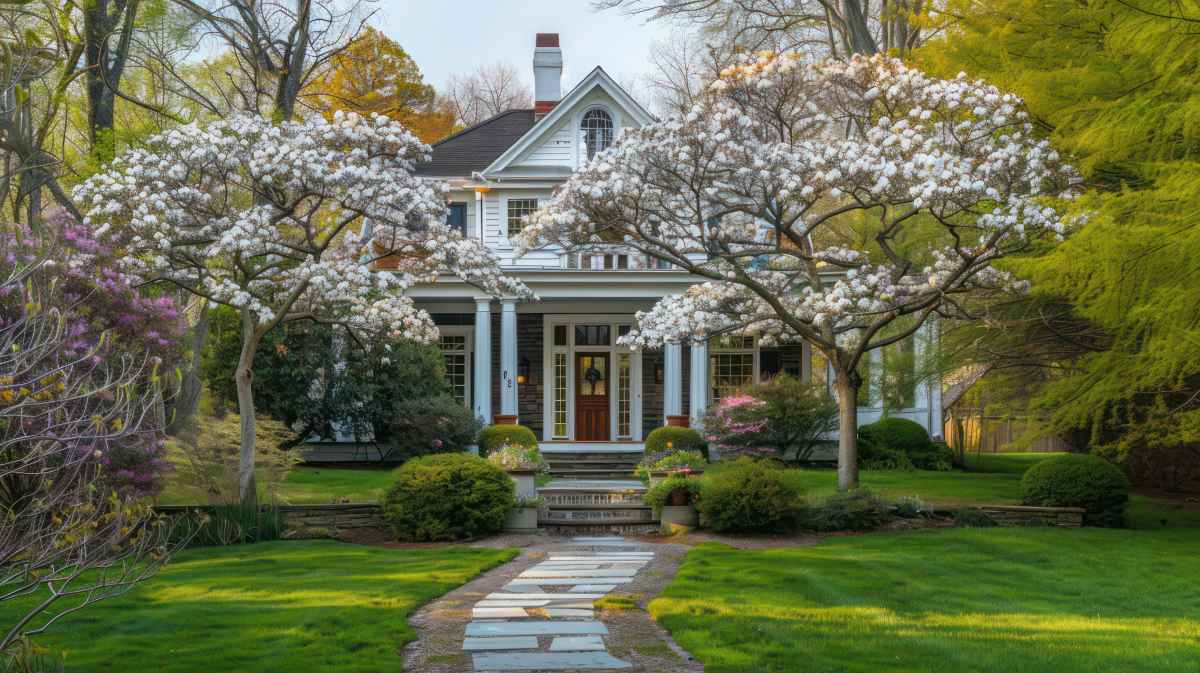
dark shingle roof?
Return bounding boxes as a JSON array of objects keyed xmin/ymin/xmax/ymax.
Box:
[{"xmin": 414, "ymin": 109, "xmax": 536, "ymax": 177}]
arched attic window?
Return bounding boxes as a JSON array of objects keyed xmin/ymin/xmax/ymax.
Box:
[{"xmin": 581, "ymin": 108, "xmax": 614, "ymax": 160}]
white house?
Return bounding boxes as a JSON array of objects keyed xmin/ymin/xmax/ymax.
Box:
[{"xmin": 408, "ymin": 33, "xmax": 942, "ymax": 450}]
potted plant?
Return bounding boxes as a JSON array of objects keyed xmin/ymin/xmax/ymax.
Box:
[
  {"xmin": 645, "ymin": 474, "xmax": 702, "ymax": 534},
  {"xmin": 505, "ymin": 495, "xmax": 543, "ymax": 532},
  {"xmin": 638, "ymin": 450, "xmax": 707, "ymax": 486},
  {"xmin": 487, "ymin": 443, "xmax": 547, "ymax": 530}
]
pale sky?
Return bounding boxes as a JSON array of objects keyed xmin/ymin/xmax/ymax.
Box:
[{"xmin": 375, "ymin": 1, "xmax": 676, "ymax": 94}]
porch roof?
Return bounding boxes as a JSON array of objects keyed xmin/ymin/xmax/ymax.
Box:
[{"xmin": 408, "ymin": 269, "xmax": 704, "ymax": 301}]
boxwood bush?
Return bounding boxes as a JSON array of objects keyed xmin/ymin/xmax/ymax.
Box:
[
  {"xmin": 644, "ymin": 426, "xmax": 708, "ymax": 462},
  {"xmin": 858, "ymin": 417, "xmax": 952, "ymax": 470},
  {"xmin": 697, "ymin": 458, "xmax": 804, "ymax": 532},
  {"xmin": 381, "ymin": 453, "xmax": 514, "ymax": 541},
  {"xmin": 479, "ymin": 424, "xmax": 538, "ymax": 456},
  {"xmin": 1021, "ymin": 453, "xmax": 1130, "ymax": 527}
]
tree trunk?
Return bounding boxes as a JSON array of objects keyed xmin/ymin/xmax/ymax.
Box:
[
  {"xmin": 833, "ymin": 366, "xmax": 861, "ymax": 490},
  {"xmin": 166, "ymin": 302, "xmax": 209, "ymax": 436},
  {"xmin": 841, "ymin": 0, "xmax": 879, "ymax": 55},
  {"xmin": 235, "ymin": 309, "xmax": 261, "ymax": 507}
]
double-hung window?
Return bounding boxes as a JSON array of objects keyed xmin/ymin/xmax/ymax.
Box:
[
  {"xmin": 507, "ymin": 198, "xmax": 538, "ymax": 238},
  {"xmin": 709, "ymin": 336, "xmax": 757, "ymax": 402}
]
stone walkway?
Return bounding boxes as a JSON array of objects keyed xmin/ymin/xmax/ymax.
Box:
[{"xmin": 465, "ymin": 536, "xmax": 650, "ymax": 671}]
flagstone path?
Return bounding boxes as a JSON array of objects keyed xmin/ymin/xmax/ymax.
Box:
[
  {"xmin": 403, "ymin": 535, "xmax": 703, "ymax": 673},
  {"xmin": 466, "ymin": 536, "xmax": 650, "ymax": 671}
]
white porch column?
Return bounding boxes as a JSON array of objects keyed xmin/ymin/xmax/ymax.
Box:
[
  {"xmin": 926, "ymin": 321, "xmax": 944, "ymax": 439},
  {"xmin": 664, "ymin": 341, "xmax": 683, "ymax": 419},
  {"xmin": 689, "ymin": 340, "xmax": 708, "ymax": 425},
  {"xmin": 473, "ymin": 298, "xmax": 493, "ymax": 425},
  {"xmin": 500, "ymin": 299, "xmax": 518, "ymax": 417}
]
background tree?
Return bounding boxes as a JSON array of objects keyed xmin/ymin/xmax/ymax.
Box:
[
  {"xmin": 596, "ymin": 0, "xmax": 939, "ymax": 57},
  {"xmin": 308, "ymin": 26, "xmax": 455, "ymax": 143},
  {"xmin": 443, "ymin": 61, "xmax": 531, "ymax": 126},
  {"xmin": 918, "ymin": 0, "xmax": 1200, "ymax": 489},
  {"xmin": 522, "ymin": 53, "xmax": 1074, "ymax": 490}
]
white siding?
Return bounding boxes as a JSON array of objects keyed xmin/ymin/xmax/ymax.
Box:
[{"xmin": 523, "ymin": 123, "xmax": 574, "ymax": 167}]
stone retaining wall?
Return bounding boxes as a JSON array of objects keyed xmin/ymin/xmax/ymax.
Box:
[
  {"xmin": 155, "ymin": 503, "xmax": 385, "ymax": 532},
  {"xmin": 971, "ymin": 504, "xmax": 1085, "ymax": 527}
]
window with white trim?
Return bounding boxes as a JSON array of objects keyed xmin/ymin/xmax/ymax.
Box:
[
  {"xmin": 439, "ymin": 333, "xmax": 470, "ymax": 407},
  {"xmin": 709, "ymin": 336, "xmax": 756, "ymax": 402},
  {"xmin": 581, "ymin": 109, "xmax": 614, "ymax": 159},
  {"xmin": 506, "ymin": 198, "xmax": 538, "ymax": 238}
]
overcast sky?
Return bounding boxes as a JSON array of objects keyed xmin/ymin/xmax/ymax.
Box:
[{"xmin": 375, "ymin": 1, "xmax": 676, "ymax": 93}]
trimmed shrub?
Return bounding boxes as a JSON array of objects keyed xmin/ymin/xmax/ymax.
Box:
[
  {"xmin": 802, "ymin": 488, "xmax": 894, "ymax": 532},
  {"xmin": 858, "ymin": 418, "xmax": 951, "ymax": 470},
  {"xmin": 893, "ymin": 495, "xmax": 929, "ymax": 519},
  {"xmin": 644, "ymin": 475, "xmax": 703, "ymax": 513},
  {"xmin": 382, "ymin": 396, "xmax": 482, "ymax": 460},
  {"xmin": 381, "ymin": 453, "xmax": 514, "ymax": 541},
  {"xmin": 644, "ymin": 426, "xmax": 708, "ymax": 462},
  {"xmin": 1021, "ymin": 454, "xmax": 1130, "ymax": 527},
  {"xmin": 479, "ymin": 424, "xmax": 538, "ymax": 456},
  {"xmin": 697, "ymin": 458, "xmax": 804, "ymax": 532}
]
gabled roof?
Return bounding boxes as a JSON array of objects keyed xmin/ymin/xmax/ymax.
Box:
[
  {"xmin": 414, "ymin": 109, "xmax": 537, "ymax": 177},
  {"xmin": 483, "ymin": 66, "xmax": 656, "ymax": 177}
]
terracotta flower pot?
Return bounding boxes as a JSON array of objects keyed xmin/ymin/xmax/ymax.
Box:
[
  {"xmin": 668, "ymin": 488, "xmax": 691, "ymax": 506},
  {"xmin": 666, "ymin": 415, "xmax": 690, "ymax": 428},
  {"xmin": 494, "ymin": 414, "xmax": 518, "ymax": 426}
]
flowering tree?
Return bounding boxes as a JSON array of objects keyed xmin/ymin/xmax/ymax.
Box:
[
  {"xmin": 521, "ymin": 53, "xmax": 1075, "ymax": 489},
  {"xmin": 77, "ymin": 112, "xmax": 527, "ymax": 504}
]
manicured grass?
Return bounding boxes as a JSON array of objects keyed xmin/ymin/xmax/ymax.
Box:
[
  {"xmin": 652, "ymin": 528, "xmax": 1200, "ymax": 673},
  {"xmin": 962, "ymin": 451, "xmax": 1065, "ymax": 474},
  {"xmin": 701, "ymin": 456, "xmax": 1200, "ymax": 529},
  {"xmin": 157, "ymin": 465, "xmax": 396, "ymax": 505},
  {"xmin": 4, "ymin": 540, "xmax": 516, "ymax": 672}
]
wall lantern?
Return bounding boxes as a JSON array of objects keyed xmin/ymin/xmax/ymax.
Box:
[
  {"xmin": 654, "ymin": 360, "xmax": 664, "ymax": 384},
  {"xmin": 517, "ymin": 356, "xmax": 531, "ymax": 385}
]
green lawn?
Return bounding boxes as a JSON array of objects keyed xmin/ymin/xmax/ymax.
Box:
[
  {"xmin": 699, "ymin": 452, "xmax": 1200, "ymax": 530},
  {"xmin": 4, "ymin": 540, "xmax": 515, "ymax": 672},
  {"xmin": 651, "ymin": 528, "xmax": 1200, "ymax": 673}
]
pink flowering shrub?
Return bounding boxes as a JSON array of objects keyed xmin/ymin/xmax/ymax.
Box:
[{"xmin": 701, "ymin": 374, "xmax": 838, "ymax": 462}]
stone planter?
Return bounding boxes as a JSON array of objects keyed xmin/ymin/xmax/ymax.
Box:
[
  {"xmin": 505, "ymin": 506, "xmax": 539, "ymax": 532},
  {"xmin": 494, "ymin": 414, "xmax": 518, "ymax": 426},
  {"xmin": 506, "ymin": 469, "xmax": 538, "ymax": 501},
  {"xmin": 648, "ymin": 468, "xmax": 704, "ymax": 488},
  {"xmin": 660, "ymin": 504, "xmax": 698, "ymax": 534},
  {"xmin": 665, "ymin": 415, "xmax": 691, "ymax": 428}
]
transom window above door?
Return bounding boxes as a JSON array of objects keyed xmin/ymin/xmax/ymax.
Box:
[
  {"xmin": 574, "ymin": 325, "xmax": 611, "ymax": 346},
  {"xmin": 506, "ymin": 198, "xmax": 538, "ymax": 238}
]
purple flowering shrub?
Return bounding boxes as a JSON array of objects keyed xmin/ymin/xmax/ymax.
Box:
[
  {"xmin": 701, "ymin": 374, "xmax": 839, "ymax": 463},
  {"xmin": 0, "ymin": 215, "xmax": 183, "ymax": 500}
]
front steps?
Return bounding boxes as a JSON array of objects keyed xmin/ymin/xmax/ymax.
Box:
[
  {"xmin": 538, "ymin": 479, "xmax": 656, "ymax": 533},
  {"xmin": 543, "ymin": 450, "xmax": 641, "ymax": 480}
]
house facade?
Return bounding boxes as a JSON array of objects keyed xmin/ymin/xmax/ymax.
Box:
[{"xmin": 410, "ymin": 34, "xmax": 943, "ymax": 448}]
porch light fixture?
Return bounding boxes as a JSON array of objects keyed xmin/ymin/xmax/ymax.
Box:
[
  {"xmin": 517, "ymin": 356, "xmax": 531, "ymax": 385},
  {"xmin": 654, "ymin": 360, "xmax": 664, "ymax": 384}
]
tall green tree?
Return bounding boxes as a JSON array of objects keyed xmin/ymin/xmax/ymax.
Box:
[{"xmin": 919, "ymin": 0, "xmax": 1200, "ymax": 487}]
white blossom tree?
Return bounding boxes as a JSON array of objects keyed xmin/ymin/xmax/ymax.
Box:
[
  {"xmin": 520, "ymin": 53, "xmax": 1076, "ymax": 490},
  {"xmin": 77, "ymin": 112, "xmax": 528, "ymax": 504}
]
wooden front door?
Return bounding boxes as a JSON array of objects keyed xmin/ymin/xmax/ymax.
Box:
[{"xmin": 575, "ymin": 352, "xmax": 610, "ymax": 441}]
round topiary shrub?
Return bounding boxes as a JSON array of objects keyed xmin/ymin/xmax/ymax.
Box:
[
  {"xmin": 644, "ymin": 426, "xmax": 708, "ymax": 462},
  {"xmin": 858, "ymin": 417, "xmax": 949, "ymax": 470},
  {"xmin": 697, "ymin": 458, "xmax": 804, "ymax": 532},
  {"xmin": 479, "ymin": 424, "xmax": 538, "ymax": 456},
  {"xmin": 381, "ymin": 453, "xmax": 515, "ymax": 541},
  {"xmin": 1021, "ymin": 453, "xmax": 1130, "ymax": 527}
]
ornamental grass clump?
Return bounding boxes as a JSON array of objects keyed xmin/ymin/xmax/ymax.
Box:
[{"xmin": 381, "ymin": 453, "xmax": 514, "ymax": 542}]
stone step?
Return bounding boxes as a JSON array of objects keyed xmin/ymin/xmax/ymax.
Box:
[
  {"xmin": 539, "ymin": 508, "xmax": 656, "ymax": 525},
  {"xmin": 546, "ymin": 469, "xmax": 638, "ymax": 479}
]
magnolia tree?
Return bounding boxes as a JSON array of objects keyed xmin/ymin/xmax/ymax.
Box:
[
  {"xmin": 521, "ymin": 53, "xmax": 1076, "ymax": 490},
  {"xmin": 78, "ymin": 112, "xmax": 527, "ymax": 504}
]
